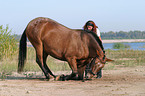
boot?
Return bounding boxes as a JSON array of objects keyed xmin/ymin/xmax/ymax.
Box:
[{"xmin": 96, "ymin": 69, "xmax": 102, "ymax": 78}]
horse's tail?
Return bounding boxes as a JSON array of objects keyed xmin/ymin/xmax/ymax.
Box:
[{"xmin": 18, "ymin": 29, "xmax": 27, "ymax": 73}]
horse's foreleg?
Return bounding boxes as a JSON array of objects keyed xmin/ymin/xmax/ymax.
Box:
[
  {"xmin": 65, "ymin": 57, "xmax": 78, "ymax": 80},
  {"xmin": 77, "ymin": 65, "xmax": 86, "ymax": 80}
]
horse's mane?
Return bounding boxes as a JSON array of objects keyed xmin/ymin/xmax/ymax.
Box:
[
  {"xmin": 86, "ymin": 30, "xmax": 104, "ymax": 51},
  {"xmin": 74, "ymin": 29, "xmax": 105, "ymax": 53},
  {"xmin": 85, "ymin": 30, "xmax": 106, "ymax": 61}
]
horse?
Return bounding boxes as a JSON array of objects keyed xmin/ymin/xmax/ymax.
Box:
[{"xmin": 18, "ymin": 17, "xmax": 112, "ymax": 81}]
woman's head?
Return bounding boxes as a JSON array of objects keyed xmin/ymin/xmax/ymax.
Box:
[{"xmin": 83, "ymin": 20, "xmax": 98, "ymax": 32}]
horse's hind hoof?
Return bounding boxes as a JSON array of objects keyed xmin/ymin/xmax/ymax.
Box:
[
  {"xmin": 55, "ymin": 76, "xmax": 60, "ymax": 81},
  {"xmin": 55, "ymin": 74, "xmax": 66, "ymax": 81}
]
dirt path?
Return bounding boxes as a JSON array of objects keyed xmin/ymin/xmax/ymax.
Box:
[{"xmin": 0, "ymin": 66, "xmax": 145, "ymax": 96}]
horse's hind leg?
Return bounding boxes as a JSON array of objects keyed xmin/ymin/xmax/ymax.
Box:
[
  {"xmin": 43, "ymin": 51, "xmax": 56, "ymax": 78},
  {"xmin": 35, "ymin": 44, "xmax": 50, "ymax": 79}
]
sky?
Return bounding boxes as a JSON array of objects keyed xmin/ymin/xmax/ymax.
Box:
[{"xmin": 0, "ymin": 0, "xmax": 145, "ymax": 34}]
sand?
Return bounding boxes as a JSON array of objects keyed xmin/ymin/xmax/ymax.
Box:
[{"xmin": 0, "ymin": 66, "xmax": 145, "ymax": 96}]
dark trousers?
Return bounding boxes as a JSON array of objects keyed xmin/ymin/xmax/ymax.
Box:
[{"xmin": 96, "ymin": 68, "xmax": 102, "ymax": 78}]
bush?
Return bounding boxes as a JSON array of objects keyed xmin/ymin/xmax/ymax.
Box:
[
  {"xmin": 113, "ymin": 43, "xmax": 130, "ymax": 49},
  {"xmin": 0, "ymin": 25, "xmax": 17, "ymax": 59}
]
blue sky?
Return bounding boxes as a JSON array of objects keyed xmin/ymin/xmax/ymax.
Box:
[{"xmin": 0, "ymin": 0, "xmax": 145, "ymax": 34}]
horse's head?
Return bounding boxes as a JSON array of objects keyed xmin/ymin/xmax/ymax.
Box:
[{"xmin": 85, "ymin": 55, "xmax": 113, "ymax": 80}]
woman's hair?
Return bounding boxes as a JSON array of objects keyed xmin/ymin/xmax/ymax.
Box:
[{"xmin": 83, "ymin": 20, "xmax": 98, "ymax": 33}]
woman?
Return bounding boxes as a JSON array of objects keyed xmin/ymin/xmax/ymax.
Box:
[
  {"xmin": 83, "ymin": 20, "xmax": 101, "ymax": 41},
  {"xmin": 83, "ymin": 20, "xmax": 103, "ymax": 78}
]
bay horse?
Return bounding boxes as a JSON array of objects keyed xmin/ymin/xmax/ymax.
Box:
[{"xmin": 18, "ymin": 17, "xmax": 112, "ymax": 80}]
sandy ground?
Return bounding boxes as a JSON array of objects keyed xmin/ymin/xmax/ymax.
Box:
[{"xmin": 0, "ymin": 66, "xmax": 145, "ymax": 96}]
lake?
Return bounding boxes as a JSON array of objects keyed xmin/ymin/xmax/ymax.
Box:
[
  {"xmin": 27, "ymin": 42, "xmax": 145, "ymax": 50},
  {"xmin": 103, "ymin": 42, "xmax": 145, "ymax": 50}
]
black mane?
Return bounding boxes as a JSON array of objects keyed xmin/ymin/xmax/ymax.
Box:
[
  {"xmin": 73, "ymin": 29, "xmax": 105, "ymax": 54},
  {"xmin": 85, "ymin": 30, "xmax": 105, "ymax": 52}
]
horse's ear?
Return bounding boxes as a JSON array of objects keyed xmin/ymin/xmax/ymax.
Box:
[{"xmin": 106, "ymin": 58, "xmax": 114, "ymax": 62}]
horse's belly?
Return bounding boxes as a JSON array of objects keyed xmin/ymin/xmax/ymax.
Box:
[{"xmin": 44, "ymin": 45, "xmax": 66, "ymax": 60}]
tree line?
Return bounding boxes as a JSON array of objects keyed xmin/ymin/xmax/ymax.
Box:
[{"xmin": 101, "ymin": 30, "xmax": 145, "ymax": 39}]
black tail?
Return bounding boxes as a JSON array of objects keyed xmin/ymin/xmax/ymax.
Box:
[{"xmin": 18, "ymin": 29, "xmax": 27, "ymax": 73}]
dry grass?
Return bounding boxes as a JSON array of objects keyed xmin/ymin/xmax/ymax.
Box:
[{"xmin": 0, "ymin": 47, "xmax": 145, "ymax": 79}]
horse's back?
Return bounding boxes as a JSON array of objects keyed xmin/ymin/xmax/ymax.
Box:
[
  {"xmin": 25, "ymin": 17, "xmax": 89, "ymax": 60},
  {"xmin": 26, "ymin": 17, "xmax": 61, "ymax": 35},
  {"xmin": 42, "ymin": 28, "xmax": 87, "ymax": 60},
  {"xmin": 25, "ymin": 17, "xmax": 69, "ymax": 45}
]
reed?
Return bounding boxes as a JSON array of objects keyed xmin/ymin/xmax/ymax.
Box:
[
  {"xmin": 0, "ymin": 25, "xmax": 17, "ymax": 59},
  {"xmin": 0, "ymin": 43, "xmax": 145, "ymax": 79},
  {"xmin": 105, "ymin": 49, "xmax": 145, "ymax": 68},
  {"xmin": 25, "ymin": 47, "xmax": 70, "ymax": 72}
]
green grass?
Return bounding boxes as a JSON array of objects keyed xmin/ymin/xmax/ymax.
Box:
[
  {"xmin": 0, "ymin": 25, "xmax": 18, "ymax": 80},
  {"xmin": 105, "ymin": 49, "xmax": 145, "ymax": 68},
  {"xmin": 0, "ymin": 47, "xmax": 71, "ymax": 80},
  {"xmin": 0, "ymin": 25, "xmax": 144, "ymax": 79},
  {"xmin": 0, "ymin": 47, "xmax": 145, "ymax": 80},
  {"xmin": 24, "ymin": 47, "xmax": 70, "ymax": 72}
]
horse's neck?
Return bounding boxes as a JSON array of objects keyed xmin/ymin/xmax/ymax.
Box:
[{"xmin": 86, "ymin": 31, "xmax": 104, "ymax": 51}]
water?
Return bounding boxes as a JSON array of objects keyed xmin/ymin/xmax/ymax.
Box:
[
  {"xmin": 103, "ymin": 42, "xmax": 145, "ymax": 50},
  {"xmin": 28, "ymin": 42, "xmax": 145, "ymax": 50}
]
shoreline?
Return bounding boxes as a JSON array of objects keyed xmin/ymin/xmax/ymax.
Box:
[
  {"xmin": 27, "ymin": 39, "xmax": 145, "ymax": 45},
  {"xmin": 102, "ymin": 39, "xmax": 145, "ymax": 43}
]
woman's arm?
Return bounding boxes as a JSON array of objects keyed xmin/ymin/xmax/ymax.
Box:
[{"xmin": 96, "ymin": 28, "xmax": 102, "ymax": 41}]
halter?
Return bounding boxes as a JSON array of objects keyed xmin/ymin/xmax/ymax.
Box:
[
  {"xmin": 85, "ymin": 51, "xmax": 106, "ymax": 76},
  {"xmin": 85, "ymin": 55, "xmax": 97, "ymax": 76}
]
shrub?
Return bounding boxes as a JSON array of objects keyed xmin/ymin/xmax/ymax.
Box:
[
  {"xmin": 0, "ymin": 25, "xmax": 17, "ymax": 59},
  {"xmin": 113, "ymin": 43, "xmax": 130, "ymax": 49}
]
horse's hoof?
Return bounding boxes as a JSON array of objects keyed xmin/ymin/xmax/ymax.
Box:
[
  {"xmin": 55, "ymin": 74, "xmax": 66, "ymax": 81},
  {"xmin": 82, "ymin": 80, "xmax": 85, "ymax": 82},
  {"xmin": 96, "ymin": 76, "xmax": 102, "ymax": 79},
  {"xmin": 55, "ymin": 76, "xmax": 61, "ymax": 81},
  {"xmin": 60, "ymin": 74, "xmax": 66, "ymax": 81}
]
